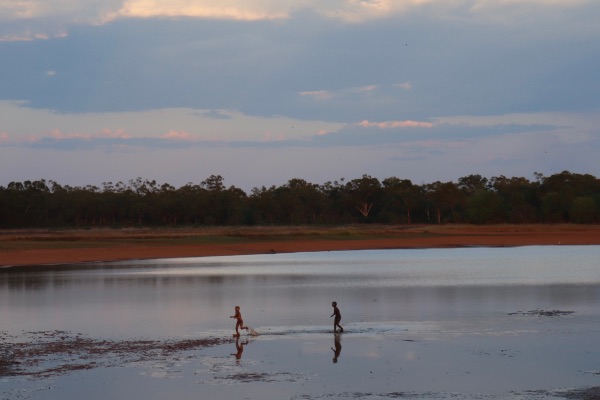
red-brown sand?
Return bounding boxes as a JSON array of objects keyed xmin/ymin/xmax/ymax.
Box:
[{"xmin": 2, "ymin": 224, "xmax": 600, "ymax": 267}]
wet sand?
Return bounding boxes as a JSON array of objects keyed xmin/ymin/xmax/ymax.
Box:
[
  {"xmin": 2, "ymin": 224, "xmax": 600, "ymax": 267},
  {"xmin": 3, "ymin": 323, "xmax": 600, "ymax": 400}
]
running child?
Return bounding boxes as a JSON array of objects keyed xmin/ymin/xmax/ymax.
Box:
[{"xmin": 230, "ymin": 306, "xmax": 249, "ymax": 336}]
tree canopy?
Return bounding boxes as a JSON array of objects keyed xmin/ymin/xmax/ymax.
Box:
[{"xmin": 1, "ymin": 171, "xmax": 599, "ymax": 228}]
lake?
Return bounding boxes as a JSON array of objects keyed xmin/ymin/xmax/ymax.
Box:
[{"xmin": 1, "ymin": 246, "xmax": 600, "ymax": 399}]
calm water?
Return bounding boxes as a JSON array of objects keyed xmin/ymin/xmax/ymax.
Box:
[{"xmin": 2, "ymin": 246, "xmax": 600, "ymax": 399}]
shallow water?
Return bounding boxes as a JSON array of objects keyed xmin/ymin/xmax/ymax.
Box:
[{"xmin": 1, "ymin": 246, "xmax": 600, "ymax": 399}]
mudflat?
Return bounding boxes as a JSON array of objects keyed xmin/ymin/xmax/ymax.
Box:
[{"xmin": 2, "ymin": 224, "xmax": 600, "ymax": 267}]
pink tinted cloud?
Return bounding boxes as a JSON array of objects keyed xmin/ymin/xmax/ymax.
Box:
[
  {"xmin": 358, "ymin": 120, "xmax": 433, "ymax": 129},
  {"xmin": 355, "ymin": 85, "xmax": 379, "ymax": 93},
  {"xmin": 99, "ymin": 129, "xmax": 131, "ymax": 139},
  {"xmin": 161, "ymin": 130, "xmax": 193, "ymax": 140},
  {"xmin": 50, "ymin": 129, "xmax": 88, "ymax": 140},
  {"xmin": 354, "ymin": 85, "xmax": 379, "ymax": 93},
  {"xmin": 394, "ymin": 82, "xmax": 412, "ymax": 90},
  {"xmin": 262, "ymin": 131, "xmax": 285, "ymax": 142},
  {"xmin": 46, "ymin": 128, "xmax": 131, "ymax": 140},
  {"xmin": 15, "ymin": 128, "xmax": 133, "ymax": 145}
]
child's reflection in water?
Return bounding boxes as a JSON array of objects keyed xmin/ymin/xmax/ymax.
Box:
[
  {"xmin": 331, "ymin": 333, "xmax": 342, "ymax": 363},
  {"xmin": 231, "ymin": 337, "xmax": 249, "ymax": 363}
]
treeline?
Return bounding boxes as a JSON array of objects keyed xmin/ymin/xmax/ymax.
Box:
[{"xmin": 1, "ymin": 171, "xmax": 599, "ymax": 228}]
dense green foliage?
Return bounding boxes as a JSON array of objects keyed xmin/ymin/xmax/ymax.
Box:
[{"xmin": 1, "ymin": 171, "xmax": 599, "ymax": 227}]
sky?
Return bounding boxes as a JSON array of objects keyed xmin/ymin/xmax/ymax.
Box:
[{"xmin": 1, "ymin": 0, "xmax": 599, "ymax": 192}]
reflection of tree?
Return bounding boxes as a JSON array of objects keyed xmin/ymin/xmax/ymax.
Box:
[{"xmin": 331, "ymin": 334, "xmax": 342, "ymax": 363}]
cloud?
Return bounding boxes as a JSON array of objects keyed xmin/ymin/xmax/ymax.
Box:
[
  {"xmin": 354, "ymin": 85, "xmax": 379, "ymax": 93},
  {"xmin": 358, "ymin": 120, "xmax": 433, "ymax": 129},
  {"xmin": 3, "ymin": 4, "xmax": 599, "ymax": 123},
  {"xmin": 3, "ymin": 0, "xmax": 597, "ymax": 42},
  {"xmin": 316, "ymin": 0, "xmax": 413, "ymax": 23},
  {"xmin": 469, "ymin": 0, "xmax": 591, "ymax": 14},
  {"xmin": 200, "ymin": 110, "xmax": 232, "ymax": 120},
  {"xmin": 261, "ymin": 131, "xmax": 286, "ymax": 142},
  {"xmin": 1, "ymin": 99, "xmax": 591, "ymax": 154},
  {"xmin": 0, "ymin": 29, "xmax": 67, "ymax": 42},
  {"xmin": 1, "ymin": 1, "xmax": 594, "ymax": 23},
  {"xmin": 298, "ymin": 91, "xmax": 334, "ymax": 101},
  {"xmin": 0, "ymin": 1, "xmax": 120, "ymax": 41},
  {"xmin": 0, "ymin": 0, "xmax": 403, "ymax": 24},
  {"xmin": 19, "ymin": 128, "xmax": 133, "ymax": 144},
  {"xmin": 0, "ymin": 100, "xmax": 343, "ymax": 148},
  {"xmin": 1, "ymin": 1, "xmax": 600, "ymax": 192},
  {"xmin": 394, "ymin": 82, "xmax": 412, "ymax": 91},
  {"xmin": 117, "ymin": 1, "xmax": 288, "ymax": 21},
  {"xmin": 161, "ymin": 130, "xmax": 194, "ymax": 140},
  {"xmin": 305, "ymin": 114, "xmax": 572, "ymax": 148},
  {"xmin": 298, "ymin": 85, "xmax": 383, "ymax": 102}
]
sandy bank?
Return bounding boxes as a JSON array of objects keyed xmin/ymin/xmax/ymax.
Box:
[{"xmin": 2, "ymin": 224, "xmax": 600, "ymax": 267}]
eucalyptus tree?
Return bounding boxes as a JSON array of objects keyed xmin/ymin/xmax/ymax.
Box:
[
  {"xmin": 199, "ymin": 175, "xmax": 247, "ymax": 225},
  {"xmin": 569, "ymin": 196, "xmax": 599, "ymax": 223},
  {"xmin": 280, "ymin": 178, "xmax": 325, "ymax": 224},
  {"xmin": 424, "ymin": 181, "xmax": 464, "ymax": 223},
  {"xmin": 538, "ymin": 171, "xmax": 600, "ymax": 223},
  {"xmin": 381, "ymin": 177, "xmax": 419, "ymax": 224},
  {"xmin": 249, "ymin": 185, "xmax": 281, "ymax": 225},
  {"xmin": 344, "ymin": 175, "xmax": 382, "ymax": 221},
  {"xmin": 488, "ymin": 176, "xmax": 537, "ymax": 223},
  {"xmin": 319, "ymin": 179, "xmax": 347, "ymax": 224},
  {"xmin": 458, "ymin": 174, "xmax": 489, "ymax": 196}
]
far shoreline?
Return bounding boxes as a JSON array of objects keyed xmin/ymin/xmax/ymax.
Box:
[{"xmin": 2, "ymin": 224, "xmax": 600, "ymax": 267}]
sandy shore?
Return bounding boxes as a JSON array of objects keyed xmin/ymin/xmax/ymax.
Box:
[{"xmin": 2, "ymin": 224, "xmax": 600, "ymax": 267}]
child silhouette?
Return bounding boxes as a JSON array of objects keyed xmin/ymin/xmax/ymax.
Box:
[{"xmin": 331, "ymin": 301, "xmax": 344, "ymax": 333}]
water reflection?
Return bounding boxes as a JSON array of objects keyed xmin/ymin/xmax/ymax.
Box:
[
  {"xmin": 2, "ymin": 247, "xmax": 600, "ymax": 400},
  {"xmin": 231, "ymin": 337, "xmax": 249, "ymax": 364},
  {"xmin": 331, "ymin": 334, "xmax": 342, "ymax": 363},
  {"xmin": 1, "ymin": 246, "xmax": 599, "ymax": 338},
  {"xmin": 0, "ymin": 348, "xmax": 16, "ymax": 377}
]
